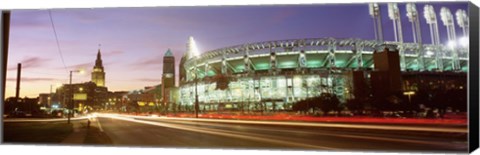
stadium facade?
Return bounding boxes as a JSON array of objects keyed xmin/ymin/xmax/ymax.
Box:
[
  {"xmin": 176, "ymin": 38, "xmax": 467, "ymax": 111},
  {"xmin": 174, "ymin": 3, "xmax": 469, "ymax": 112}
]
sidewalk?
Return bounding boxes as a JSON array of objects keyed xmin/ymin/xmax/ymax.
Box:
[{"xmin": 61, "ymin": 120, "xmax": 88, "ymax": 144}]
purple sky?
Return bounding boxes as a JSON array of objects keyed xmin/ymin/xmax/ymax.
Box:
[{"xmin": 5, "ymin": 2, "xmax": 468, "ymax": 98}]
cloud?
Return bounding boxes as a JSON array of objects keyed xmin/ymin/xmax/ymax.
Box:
[
  {"xmin": 63, "ymin": 62, "xmax": 93, "ymax": 70},
  {"xmin": 103, "ymin": 61, "xmax": 116, "ymax": 68},
  {"xmin": 72, "ymin": 11, "xmax": 101, "ymax": 24},
  {"xmin": 8, "ymin": 57, "xmax": 51, "ymax": 71},
  {"xmin": 102, "ymin": 50, "xmax": 124, "ymax": 57},
  {"xmin": 130, "ymin": 56, "xmax": 163, "ymax": 70},
  {"xmin": 7, "ymin": 77, "xmax": 57, "ymax": 82},
  {"xmin": 52, "ymin": 62, "xmax": 94, "ymax": 78},
  {"xmin": 272, "ymin": 9, "xmax": 297, "ymax": 23},
  {"xmin": 93, "ymin": 50, "xmax": 124, "ymax": 57}
]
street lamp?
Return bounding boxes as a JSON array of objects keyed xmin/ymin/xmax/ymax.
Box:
[
  {"xmin": 403, "ymin": 91, "xmax": 416, "ymax": 104},
  {"xmin": 67, "ymin": 69, "xmax": 84, "ymax": 124}
]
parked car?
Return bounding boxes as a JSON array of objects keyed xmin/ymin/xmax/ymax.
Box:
[{"xmin": 9, "ymin": 111, "xmax": 26, "ymax": 118}]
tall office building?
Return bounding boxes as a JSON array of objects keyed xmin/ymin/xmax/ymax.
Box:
[
  {"xmin": 162, "ymin": 49, "xmax": 176, "ymax": 109},
  {"xmin": 162, "ymin": 49, "xmax": 175, "ymax": 88}
]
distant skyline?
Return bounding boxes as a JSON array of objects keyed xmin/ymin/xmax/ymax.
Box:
[{"xmin": 5, "ymin": 2, "xmax": 468, "ymax": 98}]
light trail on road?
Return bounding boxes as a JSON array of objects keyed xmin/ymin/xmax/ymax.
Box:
[
  {"xmin": 3, "ymin": 113, "xmax": 466, "ymax": 151},
  {"xmin": 97, "ymin": 113, "xmax": 340, "ymax": 150},
  {"xmin": 105, "ymin": 113, "xmax": 467, "ymax": 133},
  {"xmin": 135, "ymin": 116, "xmax": 461, "ymax": 147},
  {"xmin": 95, "ymin": 113, "xmax": 467, "ymax": 151}
]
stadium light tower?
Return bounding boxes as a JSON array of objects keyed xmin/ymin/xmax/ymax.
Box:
[
  {"xmin": 388, "ymin": 3, "xmax": 406, "ymax": 71},
  {"xmin": 423, "ymin": 5, "xmax": 443, "ymax": 71},
  {"xmin": 440, "ymin": 7, "xmax": 460, "ymax": 70},
  {"xmin": 188, "ymin": 36, "xmax": 200, "ymax": 58},
  {"xmin": 455, "ymin": 9, "xmax": 469, "ymax": 51},
  {"xmin": 369, "ymin": 3, "xmax": 384, "ymax": 43},
  {"xmin": 406, "ymin": 3, "xmax": 425, "ymax": 71},
  {"xmin": 388, "ymin": 3, "xmax": 404, "ymax": 43},
  {"xmin": 455, "ymin": 9, "xmax": 469, "ymax": 38},
  {"xmin": 187, "ymin": 36, "xmax": 200, "ymax": 118}
]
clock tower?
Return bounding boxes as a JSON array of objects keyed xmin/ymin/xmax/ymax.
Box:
[{"xmin": 92, "ymin": 49, "xmax": 105, "ymax": 87}]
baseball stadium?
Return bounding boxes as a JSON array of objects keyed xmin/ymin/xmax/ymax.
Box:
[{"xmin": 175, "ymin": 3, "xmax": 469, "ymax": 112}]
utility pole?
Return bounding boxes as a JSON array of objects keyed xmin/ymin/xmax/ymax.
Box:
[
  {"xmin": 68, "ymin": 71, "xmax": 72, "ymax": 124},
  {"xmin": 1, "ymin": 12, "xmax": 11, "ymax": 140},
  {"xmin": 67, "ymin": 69, "xmax": 82, "ymax": 124},
  {"xmin": 15, "ymin": 63, "xmax": 21, "ymax": 109},
  {"xmin": 49, "ymin": 85, "xmax": 52, "ymax": 108}
]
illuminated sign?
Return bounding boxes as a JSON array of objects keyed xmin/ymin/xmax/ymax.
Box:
[
  {"xmin": 148, "ymin": 102, "xmax": 155, "ymax": 106},
  {"xmin": 74, "ymin": 93, "xmax": 87, "ymax": 101}
]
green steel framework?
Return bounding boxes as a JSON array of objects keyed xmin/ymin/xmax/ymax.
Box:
[{"xmin": 179, "ymin": 38, "xmax": 469, "ymax": 111}]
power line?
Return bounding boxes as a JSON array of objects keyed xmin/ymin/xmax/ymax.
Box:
[
  {"xmin": 18, "ymin": 71, "xmax": 155, "ymax": 83},
  {"xmin": 22, "ymin": 71, "xmax": 66, "ymax": 75},
  {"xmin": 48, "ymin": 10, "xmax": 68, "ymax": 73}
]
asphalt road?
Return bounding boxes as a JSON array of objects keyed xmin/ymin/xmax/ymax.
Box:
[{"xmin": 94, "ymin": 114, "xmax": 468, "ymax": 152}]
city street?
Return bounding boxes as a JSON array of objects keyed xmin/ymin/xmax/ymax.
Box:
[
  {"xmin": 1, "ymin": 2, "xmax": 475, "ymax": 154},
  {"xmin": 93, "ymin": 114, "xmax": 468, "ymax": 152}
]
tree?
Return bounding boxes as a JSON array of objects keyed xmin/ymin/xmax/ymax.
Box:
[
  {"xmin": 292, "ymin": 99, "xmax": 309, "ymax": 114},
  {"xmin": 431, "ymin": 90, "xmax": 448, "ymax": 112},
  {"xmin": 443, "ymin": 89, "xmax": 467, "ymax": 112},
  {"xmin": 127, "ymin": 100, "xmax": 139, "ymax": 113},
  {"xmin": 316, "ymin": 93, "xmax": 340, "ymax": 115},
  {"xmin": 346, "ymin": 98, "xmax": 363, "ymax": 114}
]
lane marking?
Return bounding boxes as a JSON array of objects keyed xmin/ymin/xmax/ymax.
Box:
[{"xmin": 94, "ymin": 116, "xmax": 104, "ymax": 132}]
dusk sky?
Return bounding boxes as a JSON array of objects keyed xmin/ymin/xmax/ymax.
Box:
[{"xmin": 5, "ymin": 2, "xmax": 468, "ymax": 98}]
